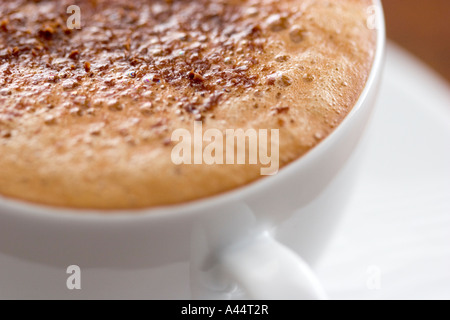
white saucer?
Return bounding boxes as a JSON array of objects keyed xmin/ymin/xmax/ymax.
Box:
[{"xmin": 316, "ymin": 43, "xmax": 450, "ymax": 300}]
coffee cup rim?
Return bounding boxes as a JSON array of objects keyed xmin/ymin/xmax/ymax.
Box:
[{"xmin": 0, "ymin": 0, "xmax": 386, "ymax": 222}]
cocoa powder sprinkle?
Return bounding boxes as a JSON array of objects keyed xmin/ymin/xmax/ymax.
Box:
[
  {"xmin": 69, "ymin": 50, "xmax": 80, "ymax": 60},
  {"xmin": 0, "ymin": 0, "xmax": 321, "ymax": 123},
  {"xmin": 84, "ymin": 62, "xmax": 91, "ymax": 72}
]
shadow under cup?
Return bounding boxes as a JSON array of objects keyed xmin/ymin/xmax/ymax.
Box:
[{"xmin": 0, "ymin": 3, "xmax": 386, "ymax": 300}]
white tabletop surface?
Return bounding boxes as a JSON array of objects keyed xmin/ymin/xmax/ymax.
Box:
[{"xmin": 316, "ymin": 43, "xmax": 450, "ymax": 300}]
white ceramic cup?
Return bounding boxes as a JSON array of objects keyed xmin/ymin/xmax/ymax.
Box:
[{"xmin": 0, "ymin": 3, "xmax": 385, "ymax": 300}]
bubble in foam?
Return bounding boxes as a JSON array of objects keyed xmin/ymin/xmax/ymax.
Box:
[
  {"xmin": 289, "ymin": 25, "xmax": 306, "ymax": 43},
  {"xmin": 279, "ymin": 74, "xmax": 292, "ymax": 87},
  {"xmin": 266, "ymin": 14, "xmax": 289, "ymax": 32},
  {"xmin": 224, "ymin": 57, "xmax": 233, "ymax": 64},
  {"xmin": 275, "ymin": 54, "xmax": 290, "ymax": 62},
  {"xmin": 107, "ymin": 98, "xmax": 123, "ymax": 111},
  {"xmin": 303, "ymin": 73, "xmax": 315, "ymax": 82},
  {"xmin": 44, "ymin": 115, "xmax": 56, "ymax": 125},
  {"xmin": 314, "ymin": 132, "xmax": 324, "ymax": 140},
  {"xmin": 143, "ymin": 74, "xmax": 161, "ymax": 84},
  {"xmin": 245, "ymin": 7, "xmax": 259, "ymax": 17},
  {"xmin": 140, "ymin": 102, "xmax": 153, "ymax": 116}
]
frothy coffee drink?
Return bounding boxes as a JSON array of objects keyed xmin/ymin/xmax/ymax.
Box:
[{"xmin": 0, "ymin": 0, "xmax": 376, "ymax": 209}]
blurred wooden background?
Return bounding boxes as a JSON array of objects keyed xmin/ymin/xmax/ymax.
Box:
[{"xmin": 383, "ymin": 0, "xmax": 450, "ymax": 82}]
